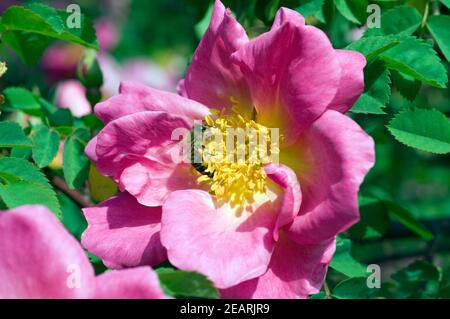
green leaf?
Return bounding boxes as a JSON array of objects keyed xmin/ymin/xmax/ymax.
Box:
[
  {"xmin": 364, "ymin": 6, "xmax": 421, "ymax": 37},
  {"xmin": 384, "ymin": 200, "xmax": 434, "ymax": 240},
  {"xmin": 264, "ymin": 0, "xmax": 281, "ymax": 21},
  {"xmin": 0, "ymin": 157, "xmax": 61, "ymax": 217},
  {"xmin": 0, "ymin": 122, "xmax": 32, "ymax": 148},
  {"xmin": 63, "ymin": 128, "xmax": 90, "ymax": 189},
  {"xmin": 0, "ymin": 180, "xmax": 61, "ymax": 218},
  {"xmin": 157, "ymin": 269, "xmax": 219, "ymax": 299},
  {"xmin": 194, "ymin": 3, "xmax": 213, "ymax": 39},
  {"xmin": 391, "ymin": 260, "xmax": 440, "ymax": 298},
  {"xmin": 88, "ymin": 165, "xmax": 117, "ymax": 202},
  {"xmin": 351, "ymin": 93, "xmax": 386, "ymax": 114},
  {"xmin": 393, "ymin": 260, "xmax": 439, "ymax": 283},
  {"xmin": 59, "ymin": 192, "xmax": 87, "ymax": 240},
  {"xmin": 40, "ymin": 97, "xmax": 74, "ymax": 127},
  {"xmin": 0, "ymin": 4, "xmax": 98, "ymax": 64},
  {"xmin": 330, "ymin": 237, "xmax": 367, "ymax": 277},
  {"xmin": 1, "ymin": 6, "xmax": 58, "ymax": 36},
  {"xmin": 56, "ymin": 10, "xmax": 98, "ymax": 47},
  {"xmin": 364, "ymin": 60, "xmax": 391, "ymax": 103},
  {"xmin": 333, "ymin": 277, "xmax": 379, "ymax": 299},
  {"xmin": 427, "ymin": 15, "xmax": 450, "ymax": 62},
  {"xmin": 439, "ymin": 267, "xmax": 450, "ymax": 298},
  {"xmin": 334, "ymin": 0, "xmax": 368, "ymax": 24},
  {"xmin": 315, "ymin": 0, "xmax": 335, "ymax": 24},
  {"xmin": 366, "ymin": 187, "xmax": 434, "ymax": 241},
  {"xmin": 32, "ymin": 125, "xmax": 60, "ymax": 168},
  {"xmin": 351, "ymin": 59, "xmax": 391, "ymax": 114},
  {"xmin": 3, "ymin": 87, "xmax": 41, "ymax": 115},
  {"xmin": 440, "ymin": 0, "xmax": 450, "ymax": 9},
  {"xmin": 380, "ymin": 37, "xmax": 448, "ymax": 88},
  {"xmin": 390, "ymin": 70, "xmax": 421, "ymax": 102},
  {"xmin": 26, "ymin": 3, "xmax": 65, "ymax": 33},
  {"xmin": 309, "ymin": 291, "xmax": 327, "ymax": 299},
  {"xmin": 295, "ymin": 0, "xmax": 325, "ymax": 19},
  {"xmin": 1, "ymin": 5, "xmax": 98, "ymax": 48},
  {"xmin": 349, "ymin": 196, "xmax": 389, "ymax": 240},
  {"xmin": 1, "ymin": 32, "xmax": 51, "ymax": 65},
  {"xmin": 0, "ymin": 157, "xmax": 49, "ymax": 187},
  {"xmin": 346, "ymin": 35, "xmax": 402, "ymax": 62},
  {"xmin": 81, "ymin": 114, "xmax": 103, "ymax": 130},
  {"xmin": 10, "ymin": 147, "xmax": 32, "ymax": 159},
  {"xmin": 387, "ymin": 108, "xmax": 450, "ymax": 154}
]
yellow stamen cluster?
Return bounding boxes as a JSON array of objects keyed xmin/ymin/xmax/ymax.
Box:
[
  {"xmin": 0, "ymin": 62, "xmax": 7, "ymax": 78},
  {"xmin": 193, "ymin": 110, "xmax": 279, "ymax": 208}
]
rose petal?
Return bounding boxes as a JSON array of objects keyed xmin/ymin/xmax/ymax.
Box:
[
  {"xmin": 265, "ymin": 163, "xmax": 301, "ymax": 240},
  {"xmin": 81, "ymin": 193, "xmax": 166, "ymax": 268},
  {"xmin": 271, "ymin": 7, "xmax": 305, "ymax": 29},
  {"xmin": 282, "ymin": 110, "xmax": 375, "ymax": 244},
  {"xmin": 94, "ymin": 110, "xmax": 196, "ymax": 205},
  {"xmin": 221, "ymin": 234, "xmax": 335, "ymax": 299},
  {"xmin": 95, "ymin": 81, "xmax": 209, "ymax": 124},
  {"xmin": 94, "ymin": 267, "xmax": 168, "ymax": 299},
  {"xmin": 183, "ymin": 0, "xmax": 251, "ymax": 113},
  {"xmin": 231, "ymin": 18, "xmax": 341, "ymax": 143},
  {"xmin": 95, "ymin": 111, "xmax": 189, "ymax": 179},
  {"xmin": 0, "ymin": 206, "xmax": 94, "ymax": 298},
  {"xmin": 328, "ymin": 50, "xmax": 366, "ymax": 113},
  {"xmin": 85, "ymin": 135, "xmax": 98, "ymax": 163},
  {"xmin": 119, "ymin": 161, "xmax": 199, "ymax": 207},
  {"xmin": 160, "ymin": 189, "xmax": 279, "ymax": 289}
]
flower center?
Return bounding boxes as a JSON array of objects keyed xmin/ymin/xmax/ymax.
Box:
[{"xmin": 191, "ymin": 111, "xmax": 280, "ymax": 208}]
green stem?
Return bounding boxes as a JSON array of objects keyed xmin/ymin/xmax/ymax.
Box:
[
  {"xmin": 419, "ymin": 0, "xmax": 430, "ymax": 38},
  {"xmin": 51, "ymin": 175, "xmax": 93, "ymax": 208},
  {"xmin": 323, "ymin": 280, "xmax": 332, "ymax": 299}
]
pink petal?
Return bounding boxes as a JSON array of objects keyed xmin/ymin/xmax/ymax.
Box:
[
  {"xmin": 95, "ymin": 111, "xmax": 195, "ymax": 205},
  {"xmin": 265, "ymin": 163, "xmax": 301, "ymax": 241},
  {"xmin": 160, "ymin": 189, "xmax": 279, "ymax": 289},
  {"xmin": 95, "ymin": 19, "xmax": 118, "ymax": 51},
  {"xmin": 56, "ymin": 80, "xmax": 91, "ymax": 117},
  {"xmin": 85, "ymin": 135, "xmax": 98, "ymax": 163},
  {"xmin": 95, "ymin": 81, "xmax": 209, "ymax": 124},
  {"xmin": 119, "ymin": 161, "xmax": 199, "ymax": 207},
  {"xmin": 94, "ymin": 267, "xmax": 168, "ymax": 299},
  {"xmin": 221, "ymin": 234, "xmax": 335, "ymax": 299},
  {"xmin": 177, "ymin": 79, "xmax": 188, "ymax": 97},
  {"xmin": 183, "ymin": 0, "xmax": 251, "ymax": 112},
  {"xmin": 328, "ymin": 50, "xmax": 366, "ymax": 113},
  {"xmin": 0, "ymin": 206, "xmax": 94, "ymax": 298},
  {"xmin": 283, "ymin": 110, "xmax": 375, "ymax": 244},
  {"xmin": 96, "ymin": 110, "xmax": 188, "ymax": 178},
  {"xmin": 231, "ymin": 18, "xmax": 341, "ymax": 143},
  {"xmin": 81, "ymin": 193, "xmax": 166, "ymax": 268},
  {"xmin": 42, "ymin": 44, "xmax": 80, "ymax": 82},
  {"xmin": 271, "ymin": 7, "xmax": 305, "ymax": 29}
]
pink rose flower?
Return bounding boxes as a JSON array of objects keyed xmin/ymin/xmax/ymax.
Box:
[
  {"xmin": 41, "ymin": 44, "xmax": 84, "ymax": 83},
  {"xmin": 95, "ymin": 19, "xmax": 119, "ymax": 52},
  {"xmin": 55, "ymin": 80, "xmax": 92, "ymax": 117},
  {"xmin": 0, "ymin": 205, "xmax": 167, "ymax": 299},
  {"xmin": 82, "ymin": 0, "xmax": 375, "ymax": 298}
]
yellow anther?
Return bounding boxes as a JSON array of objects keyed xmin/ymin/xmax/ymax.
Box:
[{"xmin": 194, "ymin": 110, "xmax": 279, "ymax": 208}]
